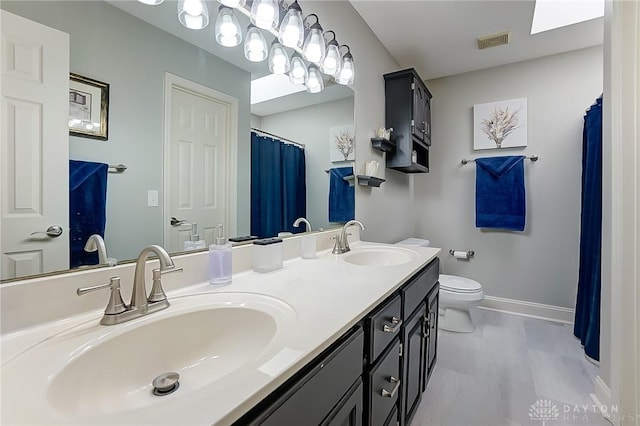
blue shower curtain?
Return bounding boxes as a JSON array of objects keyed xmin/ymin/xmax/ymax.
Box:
[
  {"xmin": 251, "ymin": 132, "xmax": 306, "ymax": 238},
  {"xmin": 574, "ymin": 97, "xmax": 602, "ymax": 361}
]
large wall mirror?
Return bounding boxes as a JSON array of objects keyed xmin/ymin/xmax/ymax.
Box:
[{"xmin": 0, "ymin": 0, "xmax": 354, "ymax": 281}]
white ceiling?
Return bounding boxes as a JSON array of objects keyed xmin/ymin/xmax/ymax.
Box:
[{"xmin": 350, "ymin": 0, "xmax": 604, "ymax": 80}]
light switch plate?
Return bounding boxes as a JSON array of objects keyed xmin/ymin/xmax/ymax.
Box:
[{"xmin": 147, "ymin": 190, "xmax": 159, "ymax": 207}]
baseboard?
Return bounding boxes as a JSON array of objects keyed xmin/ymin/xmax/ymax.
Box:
[
  {"xmin": 591, "ymin": 375, "xmax": 615, "ymax": 424},
  {"xmin": 478, "ymin": 295, "xmax": 575, "ymax": 324}
]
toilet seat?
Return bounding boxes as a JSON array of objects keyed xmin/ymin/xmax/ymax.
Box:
[{"xmin": 439, "ymin": 274, "xmax": 482, "ymax": 294}]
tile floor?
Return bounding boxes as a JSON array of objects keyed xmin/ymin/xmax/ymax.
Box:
[{"xmin": 411, "ymin": 308, "xmax": 610, "ymax": 426}]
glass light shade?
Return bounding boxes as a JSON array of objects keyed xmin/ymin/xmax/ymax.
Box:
[
  {"xmin": 268, "ymin": 41, "xmax": 290, "ymax": 74},
  {"xmin": 302, "ymin": 23, "xmax": 325, "ymax": 63},
  {"xmin": 217, "ymin": 0, "xmax": 245, "ymax": 8},
  {"xmin": 178, "ymin": 0, "xmax": 209, "ymax": 29},
  {"xmin": 215, "ymin": 7, "xmax": 242, "ymax": 47},
  {"xmin": 138, "ymin": 0, "xmax": 164, "ymax": 5},
  {"xmin": 322, "ymin": 41, "xmax": 341, "ymax": 76},
  {"xmin": 250, "ymin": 0, "xmax": 279, "ymax": 30},
  {"xmin": 244, "ymin": 26, "xmax": 267, "ymax": 62},
  {"xmin": 289, "ymin": 55, "xmax": 308, "ymax": 85},
  {"xmin": 335, "ymin": 52, "xmax": 354, "ymax": 85},
  {"xmin": 278, "ymin": 2, "xmax": 304, "ymax": 48},
  {"xmin": 305, "ymin": 65, "xmax": 324, "ymax": 93}
]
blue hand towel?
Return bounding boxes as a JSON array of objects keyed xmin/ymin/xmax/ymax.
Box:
[
  {"xmin": 328, "ymin": 167, "xmax": 355, "ymax": 222},
  {"xmin": 475, "ymin": 156, "xmax": 526, "ymax": 231},
  {"xmin": 69, "ymin": 160, "xmax": 108, "ymax": 268}
]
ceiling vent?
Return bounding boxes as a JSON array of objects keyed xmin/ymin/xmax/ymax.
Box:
[{"xmin": 477, "ymin": 31, "xmax": 511, "ymax": 50}]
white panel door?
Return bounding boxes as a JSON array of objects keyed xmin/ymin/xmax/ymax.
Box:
[
  {"xmin": 167, "ymin": 86, "xmax": 229, "ymax": 252},
  {"xmin": 1, "ymin": 11, "xmax": 70, "ymax": 279}
]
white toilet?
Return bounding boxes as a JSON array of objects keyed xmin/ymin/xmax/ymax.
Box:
[{"xmin": 396, "ymin": 238, "xmax": 485, "ymax": 333}]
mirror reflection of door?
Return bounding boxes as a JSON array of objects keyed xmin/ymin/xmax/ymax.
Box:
[
  {"xmin": 1, "ymin": 11, "xmax": 70, "ymax": 279},
  {"xmin": 165, "ymin": 75, "xmax": 237, "ymax": 253}
]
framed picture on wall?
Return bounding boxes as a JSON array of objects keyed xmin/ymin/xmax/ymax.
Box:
[
  {"xmin": 69, "ymin": 73, "xmax": 109, "ymax": 140},
  {"xmin": 473, "ymin": 98, "xmax": 527, "ymax": 150},
  {"xmin": 330, "ymin": 124, "xmax": 355, "ymax": 162}
]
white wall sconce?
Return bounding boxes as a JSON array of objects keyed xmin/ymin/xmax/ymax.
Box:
[
  {"xmin": 177, "ymin": 0, "xmax": 209, "ymax": 30},
  {"xmin": 245, "ymin": 24, "xmax": 268, "ymax": 61},
  {"xmin": 215, "ymin": 6, "xmax": 242, "ymax": 46},
  {"xmin": 268, "ymin": 39, "xmax": 291, "ymax": 73}
]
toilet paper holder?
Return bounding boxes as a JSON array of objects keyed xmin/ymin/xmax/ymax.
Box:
[{"xmin": 449, "ymin": 249, "xmax": 475, "ymax": 259}]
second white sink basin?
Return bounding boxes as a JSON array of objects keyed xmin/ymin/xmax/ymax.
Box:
[
  {"xmin": 342, "ymin": 246, "xmax": 418, "ymax": 266},
  {"xmin": 2, "ymin": 292, "xmax": 297, "ymax": 422}
]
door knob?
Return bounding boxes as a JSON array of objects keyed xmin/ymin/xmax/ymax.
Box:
[{"xmin": 30, "ymin": 225, "xmax": 63, "ymax": 238}]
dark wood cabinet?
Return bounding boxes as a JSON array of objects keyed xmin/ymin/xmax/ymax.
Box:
[
  {"xmin": 384, "ymin": 68, "xmax": 433, "ymax": 173},
  {"xmin": 234, "ymin": 258, "xmax": 440, "ymax": 426}
]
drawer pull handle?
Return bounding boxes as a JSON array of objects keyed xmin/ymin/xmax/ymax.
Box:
[
  {"xmin": 383, "ymin": 317, "xmax": 402, "ymax": 333},
  {"xmin": 381, "ymin": 376, "xmax": 401, "ymax": 398}
]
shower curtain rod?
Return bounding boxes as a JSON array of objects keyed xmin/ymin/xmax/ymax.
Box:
[
  {"xmin": 460, "ymin": 155, "xmax": 539, "ymax": 165},
  {"xmin": 251, "ymin": 128, "xmax": 305, "ymax": 148}
]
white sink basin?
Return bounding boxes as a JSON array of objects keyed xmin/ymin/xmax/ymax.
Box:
[
  {"xmin": 1, "ymin": 292, "xmax": 297, "ymax": 422},
  {"xmin": 342, "ymin": 246, "xmax": 419, "ymax": 266}
]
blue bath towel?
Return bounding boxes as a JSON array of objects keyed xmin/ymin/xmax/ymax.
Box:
[
  {"xmin": 69, "ymin": 160, "xmax": 108, "ymax": 268},
  {"xmin": 328, "ymin": 167, "xmax": 355, "ymax": 222},
  {"xmin": 475, "ymin": 156, "xmax": 526, "ymax": 231}
]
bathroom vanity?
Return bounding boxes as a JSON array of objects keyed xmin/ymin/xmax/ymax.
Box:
[{"xmin": 0, "ymin": 230, "xmax": 440, "ymax": 425}]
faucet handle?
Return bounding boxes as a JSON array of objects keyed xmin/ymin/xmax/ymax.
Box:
[
  {"xmin": 148, "ymin": 267, "xmax": 182, "ymax": 303},
  {"xmin": 77, "ymin": 277, "xmax": 127, "ymax": 315}
]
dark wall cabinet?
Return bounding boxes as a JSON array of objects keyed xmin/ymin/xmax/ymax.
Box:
[
  {"xmin": 384, "ymin": 68, "xmax": 433, "ymax": 173},
  {"xmin": 234, "ymin": 258, "xmax": 440, "ymax": 426}
]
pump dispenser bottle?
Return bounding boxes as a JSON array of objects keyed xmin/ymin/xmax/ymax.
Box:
[
  {"xmin": 208, "ymin": 224, "xmax": 232, "ymax": 285},
  {"xmin": 183, "ymin": 223, "xmax": 206, "ymax": 251}
]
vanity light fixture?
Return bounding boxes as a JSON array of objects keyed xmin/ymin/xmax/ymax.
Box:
[
  {"xmin": 302, "ymin": 14, "xmax": 325, "ymax": 64},
  {"xmin": 177, "ymin": 0, "xmax": 210, "ymax": 30},
  {"xmin": 305, "ymin": 64, "xmax": 324, "ymax": 93},
  {"xmin": 335, "ymin": 45, "xmax": 354, "ymax": 85},
  {"xmin": 321, "ymin": 30, "xmax": 341, "ymax": 77},
  {"xmin": 289, "ymin": 54, "xmax": 308, "ymax": 85},
  {"xmin": 217, "ymin": 0, "xmax": 245, "ymax": 8},
  {"xmin": 244, "ymin": 25, "xmax": 268, "ymax": 62},
  {"xmin": 215, "ymin": 6, "xmax": 242, "ymax": 47},
  {"xmin": 278, "ymin": 0, "xmax": 304, "ymax": 48},
  {"xmin": 250, "ymin": 0, "xmax": 279, "ymax": 30},
  {"xmin": 137, "ymin": 0, "xmax": 164, "ymax": 5},
  {"xmin": 268, "ymin": 39, "xmax": 291, "ymax": 74}
]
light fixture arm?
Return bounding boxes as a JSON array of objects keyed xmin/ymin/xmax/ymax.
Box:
[{"xmin": 303, "ymin": 13, "xmax": 320, "ymax": 29}]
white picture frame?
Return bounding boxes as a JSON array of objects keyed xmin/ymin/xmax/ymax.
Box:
[
  {"xmin": 330, "ymin": 124, "xmax": 355, "ymax": 163},
  {"xmin": 473, "ymin": 98, "xmax": 527, "ymax": 150}
]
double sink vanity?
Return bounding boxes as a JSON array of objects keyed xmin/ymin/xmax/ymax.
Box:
[{"xmin": 1, "ymin": 228, "xmax": 440, "ymax": 425}]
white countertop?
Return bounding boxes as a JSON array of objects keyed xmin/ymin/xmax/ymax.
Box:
[{"xmin": 1, "ymin": 239, "xmax": 440, "ymax": 425}]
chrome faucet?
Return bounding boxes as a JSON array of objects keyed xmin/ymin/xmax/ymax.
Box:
[
  {"xmin": 293, "ymin": 217, "xmax": 312, "ymax": 232},
  {"xmin": 77, "ymin": 244, "xmax": 182, "ymax": 325},
  {"xmin": 332, "ymin": 220, "xmax": 366, "ymax": 254},
  {"xmin": 84, "ymin": 234, "xmax": 109, "ymax": 265}
]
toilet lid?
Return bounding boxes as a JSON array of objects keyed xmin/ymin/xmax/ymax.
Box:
[{"xmin": 439, "ymin": 274, "xmax": 482, "ymax": 293}]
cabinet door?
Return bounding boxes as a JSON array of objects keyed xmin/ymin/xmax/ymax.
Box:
[
  {"xmin": 422, "ymin": 285, "xmax": 439, "ymax": 391},
  {"xmin": 402, "ymin": 303, "xmax": 426, "ymax": 426},
  {"xmin": 423, "ymin": 97, "xmax": 431, "ymax": 145},
  {"xmin": 322, "ymin": 379, "xmax": 363, "ymax": 426},
  {"xmin": 411, "ymin": 78, "xmax": 426, "ymax": 141}
]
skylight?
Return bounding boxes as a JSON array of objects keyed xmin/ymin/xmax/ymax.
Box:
[
  {"xmin": 531, "ymin": 0, "xmax": 604, "ymax": 35},
  {"xmin": 251, "ymin": 74, "xmax": 305, "ymax": 105}
]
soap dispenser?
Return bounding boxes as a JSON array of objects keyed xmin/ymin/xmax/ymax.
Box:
[
  {"xmin": 293, "ymin": 217, "xmax": 316, "ymax": 259},
  {"xmin": 208, "ymin": 224, "xmax": 232, "ymax": 285},
  {"xmin": 183, "ymin": 223, "xmax": 206, "ymax": 251}
]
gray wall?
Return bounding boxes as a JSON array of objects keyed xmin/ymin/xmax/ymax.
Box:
[
  {"xmin": 1, "ymin": 1, "xmax": 251, "ymax": 261},
  {"xmin": 415, "ymin": 46, "xmax": 603, "ymax": 308},
  {"xmin": 301, "ymin": 2, "xmax": 408, "ymax": 243},
  {"xmin": 256, "ymin": 97, "xmax": 355, "ymax": 231}
]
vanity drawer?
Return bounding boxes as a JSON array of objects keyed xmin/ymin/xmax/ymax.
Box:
[
  {"xmin": 401, "ymin": 258, "xmax": 439, "ymax": 318},
  {"xmin": 367, "ymin": 295, "xmax": 402, "ymax": 364},
  {"xmin": 366, "ymin": 338, "xmax": 401, "ymax": 426},
  {"xmin": 246, "ymin": 326, "xmax": 364, "ymax": 426}
]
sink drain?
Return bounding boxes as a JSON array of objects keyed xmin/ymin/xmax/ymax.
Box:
[{"xmin": 152, "ymin": 372, "xmax": 180, "ymax": 396}]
